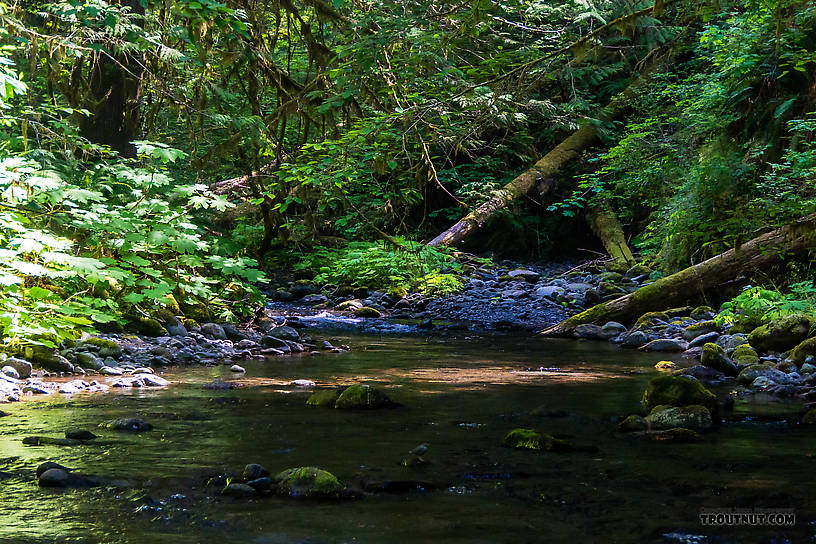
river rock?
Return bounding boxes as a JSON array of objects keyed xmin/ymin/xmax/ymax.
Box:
[
  {"xmin": 618, "ymin": 415, "xmax": 648, "ymax": 432},
  {"xmin": 573, "ymin": 324, "xmax": 604, "ymax": 340},
  {"xmin": 622, "ymin": 331, "xmax": 649, "ymax": 348},
  {"xmin": 306, "ymin": 389, "xmax": 341, "ymax": 407},
  {"xmin": 230, "ymin": 364, "xmax": 245, "ymax": 373},
  {"xmin": 38, "ymin": 468, "xmax": 73, "ymax": 487},
  {"xmin": 138, "ymin": 374, "xmax": 169, "ymax": 387},
  {"xmin": 334, "ymin": 385, "xmax": 393, "ymax": 409},
  {"xmin": 722, "ymin": 334, "xmax": 749, "ymax": 351},
  {"xmin": 76, "ymin": 337, "xmax": 122, "ymax": 358},
  {"xmin": 682, "ymin": 321, "xmax": 718, "ymax": 341},
  {"xmin": 642, "ymin": 428, "xmax": 705, "ymax": 443},
  {"xmin": 507, "ymin": 269, "xmax": 540, "ymax": 282},
  {"xmin": 336, "ymin": 300, "xmax": 364, "ymax": 311},
  {"xmin": 301, "ymin": 294, "xmax": 329, "ymax": 305},
  {"xmin": 748, "ymin": 313, "xmax": 815, "ymax": 352},
  {"xmin": 737, "ymin": 363, "xmax": 793, "ymax": 385},
  {"xmin": 645, "ymin": 405, "xmax": 713, "ymax": 430},
  {"xmin": 76, "ymin": 352, "xmax": 104, "ymax": 371},
  {"xmin": 689, "ymin": 331, "xmax": 720, "ymax": 348},
  {"xmin": 639, "ymin": 339, "xmax": 689, "ymax": 352},
  {"xmin": 103, "ymin": 417, "xmax": 153, "ymax": 432},
  {"xmin": 700, "ymin": 343, "xmax": 738, "ymax": 376},
  {"xmin": 200, "ymin": 323, "xmax": 227, "ymax": 340},
  {"xmin": 1, "ymin": 366, "xmax": 19, "ymax": 379},
  {"xmin": 354, "ymin": 307, "xmax": 382, "ymax": 318},
  {"xmin": 600, "ymin": 322, "xmax": 628, "ymax": 339},
  {"xmin": 291, "ymin": 379, "xmax": 315, "ymax": 387},
  {"xmin": 641, "ymin": 375, "xmax": 718, "ymax": 415},
  {"xmin": 65, "ymin": 429, "xmax": 98, "ymax": 441},
  {"xmin": 679, "ymin": 365, "xmax": 727, "ymax": 387},
  {"xmin": 243, "ymin": 463, "xmax": 270, "ymax": 481},
  {"xmin": 23, "ymin": 436, "xmax": 81, "ymax": 446},
  {"xmin": 266, "ymin": 326, "xmax": 300, "ymax": 341},
  {"xmin": 274, "ymin": 467, "xmax": 344, "ymax": 498},
  {"xmin": 731, "ymin": 344, "xmax": 760, "ymax": 366},
  {"xmin": 3, "ymin": 358, "xmax": 32, "ymax": 379},
  {"xmin": 502, "ymin": 428, "xmax": 593, "ymax": 452},
  {"xmin": 690, "ymin": 306, "xmax": 716, "ymax": 320},
  {"xmin": 534, "ymin": 286, "xmax": 565, "ymax": 299},
  {"xmin": 221, "ymin": 483, "xmax": 257, "ymax": 497},
  {"xmin": 790, "ymin": 337, "xmax": 816, "ymax": 365}
]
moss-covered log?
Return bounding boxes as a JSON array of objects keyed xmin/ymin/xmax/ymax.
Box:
[
  {"xmin": 427, "ymin": 74, "xmax": 651, "ymax": 249},
  {"xmin": 540, "ymin": 212, "xmax": 816, "ymax": 336},
  {"xmin": 587, "ymin": 202, "xmax": 635, "ymax": 265}
]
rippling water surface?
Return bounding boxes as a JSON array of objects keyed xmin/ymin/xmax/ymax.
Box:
[{"xmin": 0, "ymin": 331, "xmax": 812, "ymax": 543}]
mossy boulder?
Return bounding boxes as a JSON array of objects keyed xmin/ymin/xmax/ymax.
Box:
[
  {"xmin": 736, "ymin": 363, "xmax": 790, "ymax": 385},
  {"xmin": 790, "ymin": 337, "xmax": 816, "ymax": 365},
  {"xmin": 654, "ymin": 361, "xmax": 677, "ymax": 371},
  {"xmin": 634, "ymin": 311, "xmax": 669, "ymax": 329},
  {"xmin": 731, "ymin": 344, "xmax": 760, "ymax": 366},
  {"xmin": 747, "ymin": 313, "xmax": 815, "ymax": 352},
  {"xmin": 335, "ymin": 300, "xmax": 363, "ymax": 312},
  {"xmin": 131, "ymin": 318, "xmax": 167, "ymax": 337},
  {"xmin": 502, "ymin": 429, "xmax": 587, "ymax": 452},
  {"xmin": 645, "ymin": 405, "xmax": 713, "ymax": 430},
  {"xmin": 306, "ymin": 389, "xmax": 342, "ymax": 407},
  {"xmin": 274, "ymin": 467, "xmax": 344, "ymax": 498},
  {"xmin": 334, "ymin": 385, "xmax": 394, "ymax": 409},
  {"xmin": 353, "ymin": 306, "xmax": 381, "ymax": 318},
  {"xmin": 77, "ymin": 337, "xmax": 122, "ymax": 358},
  {"xmin": 700, "ymin": 343, "xmax": 737, "ymax": 376},
  {"xmin": 23, "ymin": 346, "xmax": 74, "ymax": 373},
  {"xmin": 641, "ymin": 375, "xmax": 717, "ymax": 416}
]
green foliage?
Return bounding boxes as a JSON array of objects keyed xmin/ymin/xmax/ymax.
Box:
[
  {"xmin": 291, "ymin": 240, "xmax": 462, "ymax": 294},
  {"xmin": 716, "ymin": 283, "xmax": 816, "ymax": 326}
]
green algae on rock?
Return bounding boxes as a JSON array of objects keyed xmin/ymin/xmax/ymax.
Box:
[
  {"xmin": 306, "ymin": 389, "xmax": 342, "ymax": 407},
  {"xmin": 641, "ymin": 375, "xmax": 717, "ymax": 416},
  {"xmin": 274, "ymin": 467, "xmax": 344, "ymax": 498},
  {"xmin": 747, "ymin": 313, "xmax": 815, "ymax": 352},
  {"xmin": 334, "ymin": 384, "xmax": 394, "ymax": 409}
]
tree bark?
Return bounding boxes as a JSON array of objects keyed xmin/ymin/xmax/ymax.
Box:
[
  {"xmin": 427, "ymin": 75, "xmax": 647, "ymax": 248},
  {"xmin": 587, "ymin": 202, "xmax": 635, "ymax": 265},
  {"xmin": 540, "ymin": 212, "xmax": 816, "ymax": 336}
]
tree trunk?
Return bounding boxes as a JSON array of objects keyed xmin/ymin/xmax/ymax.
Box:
[
  {"xmin": 427, "ymin": 69, "xmax": 655, "ymax": 248},
  {"xmin": 79, "ymin": 0, "xmax": 145, "ymax": 157},
  {"xmin": 587, "ymin": 202, "xmax": 635, "ymax": 265},
  {"xmin": 540, "ymin": 212, "xmax": 816, "ymax": 336}
]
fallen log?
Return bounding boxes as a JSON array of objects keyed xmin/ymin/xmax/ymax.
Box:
[
  {"xmin": 540, "ymin": 212, "xmax": 816, "ymax": 336},
  {"xmin": 587, "ymin": 202, "xmax": 636, "ymax": 266},
  {"xmin": 427, "ymin": 73, "xmax": 650, "ymax": 249}
]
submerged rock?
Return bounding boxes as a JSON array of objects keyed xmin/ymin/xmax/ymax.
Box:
[
  {"xmin": 221, "ymin": 483, "xmax": 257, "ymax": 497},
  {"xmin": 502, "ymin": 428, "xmax": 594, "ymax": 453},
  {"xmin": 102, "ymin": 417, "xmax": 153, "ymax": 432},
  {"xmin": 640, "ymin": 375, "xmax": 717, "ymax": 415},
  {"xmin": 334, "ymin": 385, "xmax": 393, "ymax": 409},
  {"xmin": 243, "ymin": 464, "xmax": 270, "ymax": 481},
  {"xmin": 306, "ymin": 389, "xmax": 342, "ymax": 407},
  {"xmin": 645, "ymin": 405, "xmax": 713, "ymax": 430},
  {"xmin": 640, "ymin": 339, "xmax": 689, "ymax": 352},
  {"xmin": 637, "ymin": 428, "xmax": 705, "ymax": 443},
  {"xmin": 618, "ymin": 415, "xmax": 648, "ymax": 432},
  {"xmin": 274, "ymin": 467, "xmax": 345, "ymax": 498},
  {"xmin": 65, "ymin": 429, "xmax": 98, "ymax": 441},
  {"xmin": 23, "ymin": 436, "xmax": 81, "ymax": 446}
]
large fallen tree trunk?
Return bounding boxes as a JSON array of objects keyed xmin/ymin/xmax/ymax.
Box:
[
  {"xmin": 540, "ymin": 212, "xmax": 816, "ymax": 336},
  {"xmin": 427, "ymin": 76, "xmax": 648, "ymax": 248}
]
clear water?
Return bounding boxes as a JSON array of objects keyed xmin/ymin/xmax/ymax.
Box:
[{"xmin": 0, "ymin": 332, "xmax": 812, "ymax": 543}]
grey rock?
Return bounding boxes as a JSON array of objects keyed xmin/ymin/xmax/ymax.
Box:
[
  {"xmin": 4, "ymin": 357, "xmax": 32, "ymax": 379},
  {"xmin": 221, "ymin": 483, "xmax": 257, "ymax": 497},
  {"xmin": 689, "ymin": 332, "xmax": 720, "ymax": 348},
  {"xmin": 622, "ymin": 331, "xmax": 649, "ymax": 348},
  {"xmin": 600, "ymin": 322, "xmax": 628, "ymax": 339},
  {"xmin": 507, "ymin": 269, "xmax": 541, "ymax": 282},
  {"xmin": 639, "ymin": 338, "xmax": 689, "ymax": 352},
  {"xmin": 243, "ymin": 463, "xmax": 270, "ymax": 481},
  {"xmin": 573, "ymin": 324, "xmax": 604, "ymax": 340},
  {"xmin": 534, "ymin": 286, "xmax": 565, "ymax": 299},
  {"xmin": 76, "ymin": 352, "xmax": 104, "ymax": 371},
  {"xmin": 200, "ymin": 323, "xmax": 227, "ymax": 340},
  {"xmin": 105, "ymin": 417, "xmax": 153, "ymax": 432},
  {"xmin": 230, "ymin": 364, "xmax": 246, "ymax": 373},
  {"xmin": 301, "ymin": 294, "xmax": 329, "ymax": 305},
  {"xmin": 266, "ymin": 326, "xmax": 300, "ymax": 342},
  {"xmin": 1, "ymin": 366, "xmax": 19, "ymax": 380}
]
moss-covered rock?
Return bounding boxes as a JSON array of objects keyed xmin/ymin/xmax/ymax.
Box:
[
  {"xmin": 747, "ymin": 313, "xmax": 815, "ymax": 352},
  {"xmin": 335, "ymin": 300, "xmax": 363, "ymax": 312},
  {"xmin": 701, "ymin": 343, "xmax": 737, "ymax": 376},
  {"xmin": 690, "ymin": 306, "xmax": 716, "ymax": 320},
  {"xmin": 654, "ymin": 361, "xmax": 677, "ymax": 371},
  {"xmin": 641, "ymin": 375, "xmax": 717, "ymax": 416},
  {"xmin": 131, "ymin": 318, "xmax": 167, "ymax": 337},
  {"xmin": 790, "ymin": 337, "xmax": 816, "ymax": 365},
  {"xmin": 77, "ymin": 337, "xmax": 122, "ymax": 358},
  {"xmin": 736, "ymin": 363, "xmax": 780, "ymax": 385},
  {"xmin": 23, "ymin": 346, "xmax": 74, "ymax": 373},
  {"xmin": 274, "ymin": 467, "xmax": 344, "ymax": 498},
  {"xmin": 502, "ymin": 429, "xmax": 584, "ymax": 452},
  {"xmin": 645, "ymin": 405, "xmax": 713, "ymax": 430},
  {"xmin": 682, "ymin": 321, "xmax": 718, "ymax": 341},
  {"xmin": 618, "ymin": 415, "xmax": 648, "ymax": 432},
  {"xmin": 334, "ymin": 385, "xmax": 393, "ymax": 409},
  {"xmin": 634, "ymin": 311, "xmax": 669, "ymax": 329},
  {"xmin": 353, "ymin": 306, "xmax": 381, "ymax": 318},
  {"xmin": 731, "ymin": 344, "xmax": 760, "ymax": 366},
  {"xmin": 306, "ymin": 389, "xmax": 342, "ymax": 407}
]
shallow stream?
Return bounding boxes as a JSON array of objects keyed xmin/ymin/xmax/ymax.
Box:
[{"xmin": 0, "ymin": 330, "xmax": 812, "ymax": 543}]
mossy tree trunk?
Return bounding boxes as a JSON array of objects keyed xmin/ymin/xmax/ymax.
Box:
[
  {"xmin": 587, "ymin": 202, "xmax": 635, "ymax": 266},
  {"xmin": 427, "ymin": 74, "xmax": 649, "ymax": 249},
  {"xmin": 540, "ymin": 212, "xmax": 816, "ymax": 336}
]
